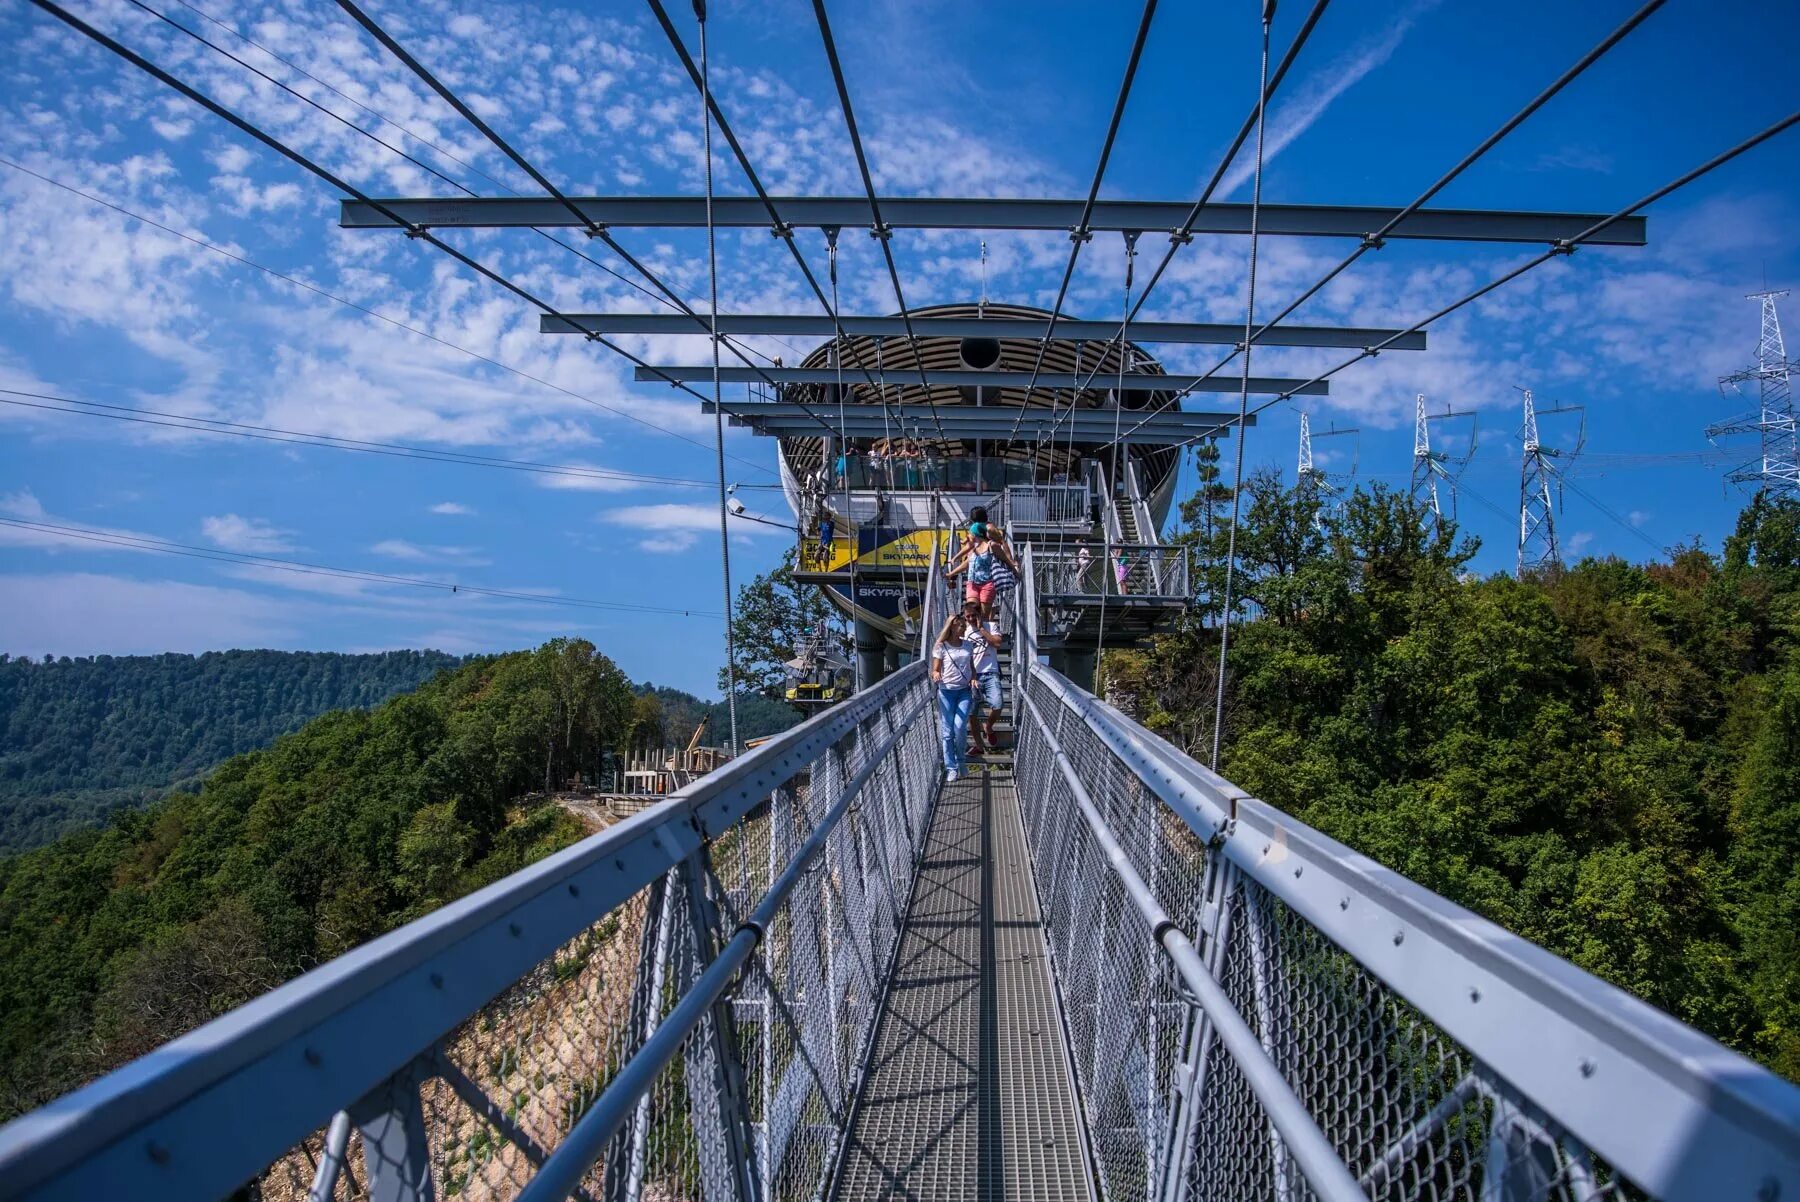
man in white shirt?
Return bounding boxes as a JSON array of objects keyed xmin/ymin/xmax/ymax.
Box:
[{"xmin": 962, "ymin": 599, "xmax": 1004, "ymax": 756}]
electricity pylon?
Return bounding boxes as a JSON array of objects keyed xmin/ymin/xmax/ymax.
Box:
[
  {"xmin": 1410, "ymin": 394, "xmax": 1477, "ymax": 529},
  {"xmin": 1517, "ymin": 388, "xmax": 1586, "ymax": 576},
  {"xmin": 1708, "ymin": 290, "xmax": 1798, "ymax": 496},
  {"xmin": 1297, "ymin": 411, "xmax": 1359, "ymax": 528}
]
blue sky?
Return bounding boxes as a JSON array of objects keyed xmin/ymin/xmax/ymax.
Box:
[{"xmin": 2, "ymin": 0, "xmax": 1796, "ymax": 696}]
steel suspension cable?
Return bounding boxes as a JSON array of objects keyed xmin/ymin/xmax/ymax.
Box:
[
  {"xmin": 1210, "ymin": 6, "xmax": 1273, "ymax": 771},
  {"xmin": 809, "ymin": 0, "xmax": 949, "ymax": 448},
  {"xmin": 697, "ymin": 0, "xmax": 740, "ymax": 753},
  {"xmin": 1005, "ymin": 0, "xmax": 1160, "ymax": 444},
  {"xmin": 131, "ymin": 0, "xmax": 693, "ymax": 320},
  {"xmin": 19, "ymin": 2, "xmax": 796, "ymax": 480},
  {"xmin": 329, "ymin": 0, "xmax": 819, "ymax": 409},
  {"xmin": 1106, "ymin": 0, "xmax": 1667, "ymax": 456},
  {"xmin": 826, "ymin": 230, "xmax": 867, "ymax": 690},
  {"xmin": 1163, "ymin": 106, "xmax": 1800, "ymax": 460},
  {"xmin": 1031, "ymin": 0, "xmax": 1331, "ymax": 448},
  {"xmin": 644, "ymin": 0, "xmax": 888, "ymax": 400},
  {"xmin": 1092, "ymin": 233, "xmax": 1140, "ymax": 666}
]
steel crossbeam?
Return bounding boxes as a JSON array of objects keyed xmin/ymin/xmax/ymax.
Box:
[
  {"xmin": 649, "ymin": 365, "xmax": 1325, "ymax": 395},
  {"xmin": 541, "ymin": 312, "xmax": 1428, "ymax": 350},
  {"xmin": 704, "ymin": 400, "xmax": 1254, "ymax": 444},
  {"xmin": 341, "ymin": 196, "xmax": 1649, "ymax": 245}
]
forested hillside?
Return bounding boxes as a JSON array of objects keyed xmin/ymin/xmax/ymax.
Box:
[
  {"xmin": 1112, "ymin": 479, "xmax": 1800, "ymax": 1080},
  {"xmin": 0, "ymin": 639, "xmax": 643, "ymax": 1117},
  {"xmin": 0, "ymin": 650, "xmax": 463, "ymax": 851}
]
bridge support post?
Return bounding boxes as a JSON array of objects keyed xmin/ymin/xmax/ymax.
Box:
[
  {"xmin": 677, "ymin": 855, "xmax": 762, "ymax": 1202},
  {"xmin": 349, "ymin": 1054, "xmax": 436, "ymax": 1202},
  {"xmin": 609, "ymin": 871, "xmax": 677, "ymax": 1202},
  {"xmin": 1157, "ymin": 857, "xmax": 1240, "ymax": 1202}
]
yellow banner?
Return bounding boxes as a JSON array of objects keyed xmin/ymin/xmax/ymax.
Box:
[{"xmin": 801, "ymin": 528, "xmax": 946, "ymax": 573}]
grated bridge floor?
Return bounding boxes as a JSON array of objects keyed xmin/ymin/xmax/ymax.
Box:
[{"xmin": 832, "ymin": 766, "xmax": 1092, "ymax": 1202}]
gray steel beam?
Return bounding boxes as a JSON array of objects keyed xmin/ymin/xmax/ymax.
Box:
[
  {"xmin": 701, "ymin": 401, "xmax": 1254, "ymax": 442},
  {"xmin": 641, "ymin": 366, "xmax": 1326, "ymax": 395},
  {"xmin": 542, "ymin": 312, "xmax": 1427, "ymax": 350},
  {"xmin": 342, "ymin": 196, "xmax": 1647, "ymax": 245}
]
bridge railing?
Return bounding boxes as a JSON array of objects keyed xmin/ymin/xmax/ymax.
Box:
[
  {"xmin": 1033, "ymin": 543, "xmax": 1193, "ymax": 601},
  {"xmin": 1012, "ymin": 660, "xmax": 1800, "ymax": 1202},
  {"xmin": 0, "ymin": 664, "xmax": 939, "ymax": 1202}
]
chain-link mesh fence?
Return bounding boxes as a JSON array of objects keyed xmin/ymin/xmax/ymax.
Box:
[
  {"xmin": 246, "ymin": 673, "xmax": 937, "ymax": 1202},
  {"xmin": 1015, "ymin": 668, "xmax": 1645, "ymax": 1202}
]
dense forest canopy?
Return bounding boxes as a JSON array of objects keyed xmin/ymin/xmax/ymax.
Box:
[
  {"xmin": 0, "ymin": 649, "xmax": 463, "ymax": 852},
  {"xmin": 0, "ymin": 638, "xmax": 668, "ymax": 1116},
  {"xmin": 1112, "ymin": 478, "xmax": 1800, "ymax": 1080}
]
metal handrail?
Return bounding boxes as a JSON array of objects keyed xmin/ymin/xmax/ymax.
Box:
[
  {"xmin": 515, "ymin": 690, "xmax": 930, "ymax": 1202},
  {"xmin": 1019, "ymin": 686, "xmax": 1367, "ymax": 1202},
  {"xmin": 0, "ymin": 662, "xmax": 932, "ymax": 1202},
  {"xmin": 1018, "ymin": 664, "xmax": 1800, "ymax": 1201}
]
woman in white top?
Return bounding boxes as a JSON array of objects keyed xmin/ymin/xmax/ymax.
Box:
[{"xmin": 930, "ymin": 614, "xmax": 976, "ymax": 781}]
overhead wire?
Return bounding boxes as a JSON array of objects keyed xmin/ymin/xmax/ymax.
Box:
[
  {"xmin": 327, "ymin": 0, "xmax": 810, "ymax": 400},
  {"xmin": 1006, "ymin": 0, "xmax": 1160, "ymax": 444},
  {"xmin": 1101, "ymin": 0, "xmax": 1668, "ymax": 456},
  {"xmin": 809, "ymin": 0, "xmax": 949, "ymax": 448},
  {"xmin": 0, "ymin": 388, "xmax": 781, "ymax": 489},
  {"xmin": 0, "ymin": 518, "xmax": 724, "ymax": 618},
  {"xmin": 1165, "ymin": 107, "xmax": 1800, "ymax": 457},
  {"xmin": 696, "ymin": 0, "xmax": 741, "ymax": 753},
  {"xmin": 1209, "ymin": 3, "xmax": 1274, "ymax": 772},
  {"xmin": 0, "ymin": 153, "xmax": 774, "ymax": 476},
  {"xmin": 1032, "ymin": 0, "xmax": 1332, "ymax": 447},
  {"xmin": 25, "ymin": 0, "xmax": 784, "ymax": 468}
]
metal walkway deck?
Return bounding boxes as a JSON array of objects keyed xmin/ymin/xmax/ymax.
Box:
[{"xmin": 833, "ymin": 766, "xmax": 1092, "ymax": 1202}]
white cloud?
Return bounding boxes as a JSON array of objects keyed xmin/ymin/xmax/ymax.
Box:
[
  {"xmin": 600, "ymin": 503, "xmax": 735, "ymax": 533},
  {"xmin": 369, "ymin": 539, "xmax": 490, "ymax": 566},
  {"xmin": 640, "ymin": 532, "xmax": 697, "ymax": 554},
  {"xmin": 0, "ymin": 489, "xmax": 47, "ymax": 520},
  {"xmin": 202, "ymin": 514, "xmax": 295, "ymax": 554},
  {"xmin": 430, "ymin": 501, "xmax": 475, "ymax": 515}
]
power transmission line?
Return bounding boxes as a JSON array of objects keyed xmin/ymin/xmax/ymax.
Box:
[
  {"xmin": 1101, "ymin": 0, "xmax": 1667, "ymax": 455},
  {"xmin": 0, "ymin": 389, "xmax": 782, "ymax": 490},
  {"xmin": 24, "ymin": 0, "xmax": 781, "ymax": 456},
  {"xmin": 0, "ymin": 517, "xmax": 725, "ymax": 618},
  {"xmin": 1164, "ymin": 107, "xmax": 1800, "ymax": 455},
  {"xmin": 0, "ymin": 152, "xmax": 776, "ymax": 477}
]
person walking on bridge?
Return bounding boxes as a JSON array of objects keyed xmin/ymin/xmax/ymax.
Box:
[
  {"xmin": 931, "ymin": 613, "xmax": 976, "ymax": 783},
  {"xmin": 962, "ymin": 598, "xmax": 1004, "ymax": 757}
]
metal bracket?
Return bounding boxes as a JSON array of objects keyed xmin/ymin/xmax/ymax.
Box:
[{"xmin": 349, "ymin": 1055, "xmax": 437, "ymax": 1202}]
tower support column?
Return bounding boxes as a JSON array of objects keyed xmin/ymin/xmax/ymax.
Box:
[{"xmin": 855, "ymin": 618, "xmax": 886, "ymax": 691}]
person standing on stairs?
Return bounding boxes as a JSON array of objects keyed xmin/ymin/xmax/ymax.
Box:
[
  {"xmin": 946, "ymin": 511, "xmax": 1019, "ymax": 622},
  {"xmin": 962, "ymin": 597, "xmax": 1004, "ymax": 757},
  {"xmin": 931, "ymin": 613, "xmax": 976, "ymax": 783}
]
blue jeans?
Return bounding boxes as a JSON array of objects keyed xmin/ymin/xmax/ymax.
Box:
[{"xmin": 937, "ymin": 685, "xmax": 973, "ymax": 773}]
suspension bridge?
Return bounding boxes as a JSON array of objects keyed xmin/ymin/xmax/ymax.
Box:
[{"xmin": 3, "ymin": 0, "xmax": 1799, "ymax": 1198}]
